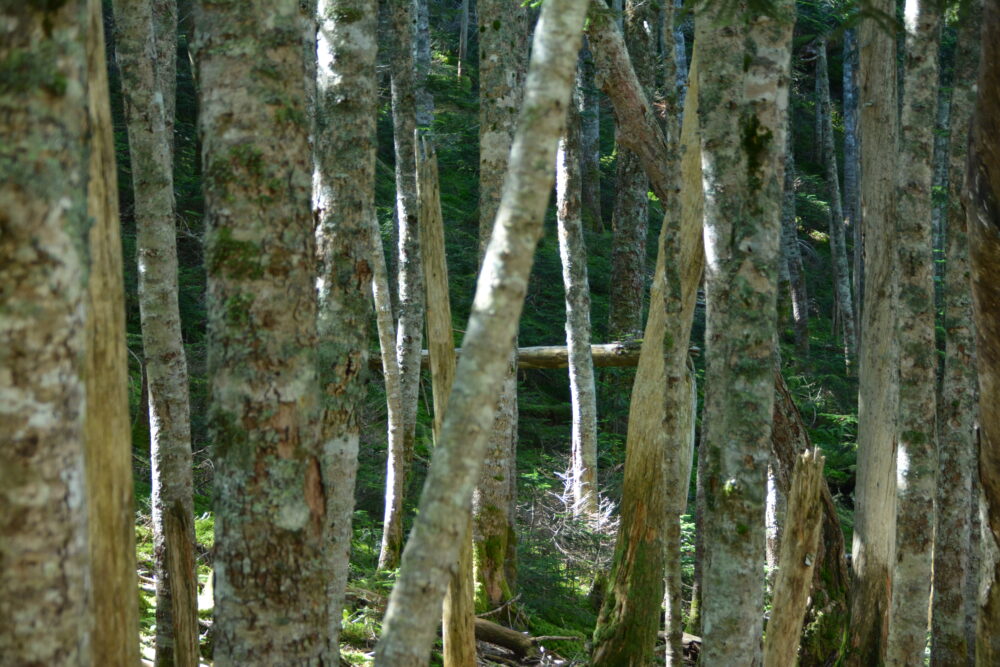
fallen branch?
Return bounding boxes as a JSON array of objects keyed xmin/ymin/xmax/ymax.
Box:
[{"xmin": 476, "ymin": 593, "xmax": 522, "ymax": 619}]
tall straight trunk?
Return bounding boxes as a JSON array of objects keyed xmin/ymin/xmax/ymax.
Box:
[
  {"xmin": 847, "ymin": 2, "xmax": 900, "ymax": 663},
  {"xmin": 606, "ymin": 0, "xmax": 655, "ymax": 342},
  {"xmin": 886, "ymin": 2, "xmax": 941, "ymax": 663},
  {"xmin": 782, "ymin": 146, "xmax": 809, "ymax": 353},
  {"xmin": 193, "ymin": 1, "xmax": 331, "ymax": 661},
  {"xmin": 418, "ymin": 136, "xmax": 477, "ymax": 667},
  {"xmin": 930, "ymin": 4, "xmax": 981, "ymax": 664},
  {"xmin": 591, "ymin": 24, "xmax": 696, "ymax": 663},
  {"xmin": 579, "ymin": 39, "xmax": 603, "ymax": 233},
  {"xmin": 696, "ymin": 0, "xmax": 794, "ymax": 662},
  {"xmin": 457, "ymin": 0, "xmax": 469, "ymax": 79},
  {"xmin": 969, "ymin": 2, "xmax": 1000, "ymax": 660},
  {"xmin": 816, "ymin": 37, "xmax": 856, "ymax": 368},
  {"xmin": 557, "ymin": 95, "xmax": 600, "ymax": 519},
  {"xmin": 113, "ymin": 2, "xmax": 198, "ymax": 663},
  {"xmin": 85, "ymin": 1, "xmax": 141, "ymax": 662},
  {"xmin": 415, "ymin": 0, "xmax": 433, "ymax": 128},
  {"xmin": 314, "ymin": 0, "xmax": 378, "ymax": 659},
  {"xmin": 0, "ymin": 2, "xmax": 92, "ymax": 663},
  {"xmin": 475, "ymin": 0, "xmax": 528, "ymax": 610},
  {"xmin": 843, "ymin": 28, "xmax": 862, "ymax": 329},
  {"xmin": 931, "ymin": 81, "xmax": 951, "ymax": 297},
  {"xmin": 379, "ymin": 0, "xmax": 425, "ymax": 571},
  {"xmin": 374, "ymin": 0, "xmax": 589, "ymax": 660}
]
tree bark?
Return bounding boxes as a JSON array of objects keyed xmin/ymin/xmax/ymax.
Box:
[
  {"xmin": 457, "ymin": 0, "xmax": 469, "ymax": 79},
  {"xmin": 557, "ymin": 93, "xmax": 600, "ymax": 519},
  {"xmin": 763, "ymin": 449, "xmax": 825, "ymax": 667},
  {"xmin": 930, "ymin": 4, "xmax": 982, "ymax": 664},
  {"xmin": 697, "ymin": 0, "xmax": 794, "ymax": 662},
  {"xmin": 847, "ymin": 1, "xmax": 900, "ymax": 661},
  {"xmin": 314, "ymin": 0, "xmax": 379, "ymax": 659},
  {"xmin": 373, "ymin": 0, "xmax": 589, "ymax": 659},
  {"xmin": 414, "ymin": 0, "xmax": 433, "ymax": 128},
  {"xmin": 85, "ymin": 1, "xmax": 142, "ymax": 663},
  {"xmin": 886, "ymin": 2, "xmax": 941, "ymax": 664},
  {"xmin": 578, "ymin": 39, "xmax": 603, "ymax": 232},
  {"xmin": 193, "ymin": 1, "xmax": 331, "ymax": 661},
  {"xmin": 843, "ymin": 27, "xmax": 862, "ymax": 331},
  {"xmin": 419, "ymin": 136, "xmax": 477, "ymax": 667},
  {"xmin": 380, "ymin": 0, "xmax": 425, "ymax": 571},
  {"xmin": 113, "ymin": 1, "xmax": 199, "ymax": 662},
  {"xmin": 968, "ymin": 1, "xmax": 1000, "ymax": 660},
  {"xmin": 475, "ymin": 0, "xmax": 528, "ymax": 610},
  {"xmin": 816, "ymin": 37, "xmax": 856, "ymax": 368},
  {"xmin": 0, "ymin": 2, "xmax": 92, "ymax": 663},
  {"xmin": 782, "ymin": 145, "xmax": 809, "ymax": 353}
]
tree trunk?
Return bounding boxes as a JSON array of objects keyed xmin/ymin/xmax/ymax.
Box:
[
  {"xmin": 968, "ymin": 2, "xmax": 1000, "ymax": 660},
  {"xmin": 557, "ymin": 92, "xmax": 600, "ymax": 519},
  {"xmin": 314, "ymin": 0, "xmax": 379, "ymax": 659},
  {"xmin": 374, "ymin": 0, "xmax": 590, "ymax": 659},
  {"xmin": 193, "ymin": 1, "xmax": 331, "ymax": 661},
  {"xmin": 85, "ymin": 1, "xmax": 142, "ymax": 663},
  {"xmin": 380, "ymin": 0, "xmax": 426, "ymax": 571},
  {"xmin": 418, "ymin": 137, "xmax": 477, "ymax": 667},
  {"xmin": 931, "ymin": 4, "xmax": 982, "ymax": 664},
  {"xmin": 696, "ymin": 0, "xmax": 794, "ymax": 662},
  {"xmin": 113, "ymin": 1, "xmax": 199, "ymax": 663},
  {"xmin": 847, "ymin": 1, "xmax": 900, "ymax": 661},
  {"xmin": 475, "ymin": 0, "xmax": 528, "ymax": 610},
  {"xmin": 843, "ymin": 27, "xmax": 862, "ymax": 329},
  {"xmin": 457, "ymin": 0, "xmax": 469, "ymax": 79},
  {"xmin": 782, "ymin": 146, "xmax": 809, "ymax": 353},
  {"xmin": 0, "ymin": 2, "xmax": 92, "ymax": 663},
  {"xmin": 591, "ymin": 27, "xmax": 696, "ymax": 665},
  {"xmin": 816, "ymin": 37, "xmax": 856, "ymax": 368},
  {"xmin": 763, "ymin": 449, "xmax": 825, "ymax": 667},
  {"xmin": 414, "ymin": 0, "xmax": 433, "ymax": 128},
  {"xmin": 885, "ymin": 3, "xmax": 941, "ymax": 664},
  {"xmin": 578, "ymin": 39, "xmax": 603, "ymax": 232}
]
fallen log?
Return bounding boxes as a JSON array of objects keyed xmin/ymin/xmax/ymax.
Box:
[{"xmin": 474, "ymin": 619, "xmax": 539, "ymax": 661}]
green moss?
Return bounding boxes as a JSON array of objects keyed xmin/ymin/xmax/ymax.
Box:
[
  {"xmin": 209, "ymin": 228, "xmax": 263, "ymax": 280},
  {"xmin": 332, "ymin": 6, "xmax": 365, "ymax": 23},
  {"xmin": 742, "ymin": 113, "xmax": 773, "ymax": 193},
  {"xmin": 224, "ymin": 293, "xmax": 254, "ymax": 328},
  {"xmin": 0, "ymin": 46, "xmax": 67, "ymax": 96}
]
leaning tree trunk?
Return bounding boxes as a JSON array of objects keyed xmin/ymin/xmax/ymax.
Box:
[
  {"xmin": 314, "ymin": 0, "xmax": 379, "ymax": 659},
  {"xmin": 0, "ymin": 2, "xmax": 92, "ymax": 663},
  {"xmin": 696, "ymin": 0, "xmax": 794, "ymax": 663},
  {"xmin": 886, "ymin": 2, "xmax": 941, "ymax": 663},
  {"xmin": 847, "ymin": 1, "xmax": 900, "ymax": 662},
  {"xmin": 968, "ymin": 2, "xmax": 1000, "ymax": 660},
  {"xmin": 930, "ymin": 2, "xmax": 982, "ymax": 663},
  {"xmin": 474, "ymin": 0, "xmax": 528, "ymax": 611},
  {"xmin": 85, "ymin": 1, "xmax": 141, "ymax": 663},
  {"xmin": 816, "ymin": 36, "xmax": 856, "ymax": 368},
  {"xmin": 379, "ymin": 0, "xmax": 426, "ymax": 571},
  {"xmin": 112, "ymin": 1, "xmax": 199, "ymax": 663},
  {"xmin": 373, "ymin": 0, "xmax": 590, "ymax": 660},
  {"xmin": 192, "ymin": 1, "xmax": 332, "ymax": 662},
  {"xmin": 557, "ymin": 93, "xmax": 600, "ymax": 520}
]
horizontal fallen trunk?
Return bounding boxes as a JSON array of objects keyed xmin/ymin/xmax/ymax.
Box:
[{"xmin": 474, "ymin": 619, "xmax": 539, "ymax": 660}]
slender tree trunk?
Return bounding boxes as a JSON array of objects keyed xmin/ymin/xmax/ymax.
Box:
[
  {"xmin": 579, "ymin": 39, "xmax": 603, "ymax": 233},
  {"xmin": 930, "ymin": 5, "xmax": 981, "ymax": 664},
  {"xmin": 415, "ymin": 0, "xmax": 433, "ymax": 128},
  {"xmin": 931, "ymin": 80, "xmax": 951, "ymax": 299},
  {"xmin": 557, "ymin": 93, "xmax": 600, "ymax": 520},
  {"xmin": 457, "ymin": 0, "xmax": 469, "ymax": 79},
  {"xmin": 193, "ymin": 1, "xmax": 331, "ymax": 661},
  {"xmin": 763, "ymin": 449, "xmax": 825, "ymax": 667},
  {"xmin": 847, "ymin": 1, "xmax": 900, "ymax": 662},
  {"xmin": 782, "ymin": 146, "xmax": 809, "ymax": 353},
  {"xmin": 475, "ymin": 0, "xmax": 528, "ymax": 610},
  {"xmin": 968, "ymin": 2, "xmax": 1000, "ymax": 660},
  {"xmin": 113, "ymin": 2, "xmax": 198, "ymax": 663},
  {"xmin": 816, "ymin": 37, "xmax": 856, "ymax": 368},
  {"xmin": 374, "ymin": 1, "xmax": 589, "ymax": 659},
  {"xmin": 84, "ymin": 2, "xmax": 142, "ymax": 662},
  {"xmin": 314, "ymin": 0, "xmax": 378, "ymax": 659},
  {"xmin": 885, "ymin": 3, "xmax": 941, "ymax": 663},
  {"xmin": 843, "ymin": 27, "xmax": 862, "ymax": 329},
  {"xmin": 697, "ymin": 0, "xmax": 794, "ymax": 662},
  {"xmin": 0, "ymin": 3, "xmax": 92, "ymax": 663},
  {"xmin": 379, "ymin": 0, "xmax": 425, "ymax": 571},
  {"xmin": 591, "ymin": 24, "xmax": 696, "ymax": 664}
]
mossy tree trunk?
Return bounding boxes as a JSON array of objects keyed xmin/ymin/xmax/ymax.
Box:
[
  {"xmin": 112, "ymin": 1, "xmax": 199, "ymax": 663},
  {"xmin": 0, "ymin": 2, "xmax": 92, "ymax": 662},
  {"xmin": 314, "ymin": 0, "xmax": 378, "ymax": 659},
  {"xmin": 374, "ymin": 0, "xmax": 589, "ymax": 659},
  {"xmin": 696, "ymin": 0, "xmax": 794, "ymax": 662},
  {"xmin": 193, "ymin": 0, "xmax": 332, "ymax": 661},
  {"xmin": 886, "ymin": 2, "xmax": 941, "ymax": 663},
  {"xmin": 930, "ymin": 2, "xmax": 982, "ymax": 663},
  {"xmin": 846, "ymin": 1, "xmax": 900, "ymax": 661}
]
